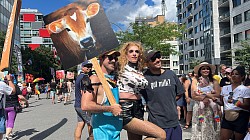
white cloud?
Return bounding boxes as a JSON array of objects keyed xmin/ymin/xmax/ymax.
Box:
[{"xmin": 100, "ymin": 0, "xmax": 177, "ymax": 30}]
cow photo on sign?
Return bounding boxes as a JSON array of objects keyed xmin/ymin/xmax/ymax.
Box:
[{"xmin": 44, "ymin": 0, "xmax": 119, "ymax": 69}]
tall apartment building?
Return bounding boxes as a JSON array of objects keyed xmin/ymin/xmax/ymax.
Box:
[
  {"xmin": 0, "ymin": 0, "xmax": 20, "ymax": 45},
  {"xmin": 177, "ymin": 0, "xmax": 221, "ymax": 74},
  {"xmin": 135, "ymin": 15, "xmax": 180, "ymax": 74},
  {"xmin": 177, "ymin": 0, "xmax": 250, "ymax": 73},
  {"xmin": 219, "ymin": 0, "xmax": 250, "ymax": 67},
  {"xmin": 20, "ymin": 9, "xmax": 53, "ymax": 50}
]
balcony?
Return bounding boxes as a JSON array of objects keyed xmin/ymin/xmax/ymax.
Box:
[
  {"xmin": 187, "ymin": 22, "xmax": 193, "ymax": 30},
  {"xmin": 219, "ymin": 12, "xmax": 230, "ymax": 22},
  {"xmin": 218, "ymin": 0, "xmax": 229, "ymax": 8},
  {"xmin": 186, "ymin": 0, "xmax": 192, "ymax": 8},
  {"xmin": 220, "ymin": 27, "xmax": 230, "ymax": 37},
  {"xmin": 187, "ymin": 45, "xmax": 194, "ymax": 51},
  {"xmin": 220, "ymin": 44, "xmax": 231, "ymax": 52},
  {"xmin": 187, "ymin": 11, "xmax": 193, "ymax": 19},
  {"xmin": 187, "ymin": 34, "xmax": 194, "ymax": 40},
  {"xmin": 177, "ymin": 0, "xmax": 182, "ymax": 6}
]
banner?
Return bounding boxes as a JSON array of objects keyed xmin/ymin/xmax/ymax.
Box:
[
  {"xmin": 25, "ymin": 73, "xmax": 34, "ymax": 83},
  {"xmin": 66, "ymin": 71, "xmax": 74, "ymax": 79},
  {"xmin": 14, "ymin": 44, "xmax": 24, "ymax": 82},
  {"xmin": 0, "ymin": 0, "xmax": 22, "ymax": 71},
  {"xmin": 56, "ymin": 70, "xmax": 65, "ymax": 80},
  {"xmin": 43, "ymin": 0, "xmax": 119, "ymax": 69}
]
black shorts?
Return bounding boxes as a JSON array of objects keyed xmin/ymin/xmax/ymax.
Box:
[
  {"xmin": 119, "ymin": 100, "xmax": 144, "ymax": 126},
  {"xmin": 221, "ymin": 110, "xmax": 249, "ymax": 134}
]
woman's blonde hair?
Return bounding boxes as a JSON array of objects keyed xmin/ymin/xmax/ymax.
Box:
[{"xmin": 118, "ymin": 41, "xmax": 145, "ymax": 72}]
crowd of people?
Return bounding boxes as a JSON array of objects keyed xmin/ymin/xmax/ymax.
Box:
[{"xmin": 0, "ymin": 41, "xmax": 249, "ymax": 140}]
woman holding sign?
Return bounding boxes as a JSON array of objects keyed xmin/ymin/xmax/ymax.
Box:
[{"xmin": 117, "ymin": 41, "xmax": 166, "ymax": 140}]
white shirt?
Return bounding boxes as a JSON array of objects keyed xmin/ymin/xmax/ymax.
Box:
[
  {"xmin": 0, "ymin": 81, "xmax": 13, "ymax": 108},
  {"xmin": 221, "ymin": 85, "xmax": 250, "ymax": 111}
]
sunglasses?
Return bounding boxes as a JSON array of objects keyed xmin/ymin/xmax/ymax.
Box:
[
  {"xmin": 128, "ymin": 50, "xmax": 140, "ymax": 54},
  {"xmin": 106, "ymin": 55, "xmax": 118, "ymax": 61},
  {"xmin": 201, "ymin": 68, "xmax": 210, "ymax": 70},
  {"xmin": 150, "ymin": 53, "xmax": 161, "ymax": 62}
]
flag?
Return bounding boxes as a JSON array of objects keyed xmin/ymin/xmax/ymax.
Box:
[{"xmin": 0, "ymin": 0, "xmax": 22, "ymax": 71}]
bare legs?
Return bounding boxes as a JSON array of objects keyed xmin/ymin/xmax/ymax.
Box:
[
  {"xmin": 123, "ymin": 118, "xmax": 166, "ymax": 140},
  {"xmin": 74, "ymin": 122, "xmax": 93, "ymax": 140}
]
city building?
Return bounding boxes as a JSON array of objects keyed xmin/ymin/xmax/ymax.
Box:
[
  {"xmin": 177, "ymin": 0, "xmax": 250, "ymax": 73},
  {"xmin": 219, "ymin": 0, "xmax": 250, "ymax": 66},
  {"xmin": 0, "ymin": 0, "xmax": 20, "ymax": 46},
  {"xmin": 135, "ymin": 15, "xmax": 180, "ymax": 74},
  {"xmin": 20, "ymin": 8, "xmax": 53, "ymax": 50},
  {"xmin": 177, "ymin": 0, "xmax": 221, "ymax": 74}
]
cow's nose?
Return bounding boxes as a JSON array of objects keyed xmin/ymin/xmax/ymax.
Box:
[{"xmin": 80, "ymin": 37, "xmax": 94, "ymax": 49}]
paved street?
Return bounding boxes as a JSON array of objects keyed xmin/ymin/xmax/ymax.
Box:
[{"xmin": 11, "ymin": 93, "xmax": 191, "ymax": 140}]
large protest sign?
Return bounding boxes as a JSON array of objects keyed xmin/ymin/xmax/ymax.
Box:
[
  {"xmin": 44, "ymin": 0, "xmax": 119, "ymax": 69},
  {"xmin": 0, "ymin": 0, "xmax": 22, "ymax": 71}
]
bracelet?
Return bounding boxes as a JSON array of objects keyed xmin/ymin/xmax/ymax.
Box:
[{"xmin": 232, "ymin": 100, "xmax": 241, "ymax": 107}]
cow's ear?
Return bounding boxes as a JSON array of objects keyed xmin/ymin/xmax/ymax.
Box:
[
  {"xmin": 86, "ymin": 3, "xmax": 100, "ymax": 18},
  {"xmin": 47, "ymin": 19, "xmax": 65, "ymax": 34}
]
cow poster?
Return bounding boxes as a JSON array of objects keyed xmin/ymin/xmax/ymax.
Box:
[{"xmin": 44, "ymin": 0, "xmax": 119, "ymax": 69}]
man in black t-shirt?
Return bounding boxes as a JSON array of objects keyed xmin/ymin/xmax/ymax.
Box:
[
  {"xmin": 141, "ymin": 50, "xmax": 185, "ymax": 140},
  {"xmin": 50, "ymin": 79, "xmax": 57, "ymax": 104},
  {"xmin": 220, "ymin": 67, "xmax": 232, "ymax": 88}
]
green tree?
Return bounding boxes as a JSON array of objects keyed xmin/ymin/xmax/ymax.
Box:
[
  {"xmin": 234, "ymin": 40, "xmax": 250, "ymax": 68},
  {"xmin": 22, "ymin": 46, "xmax": 62, "ymax": 82},
  {"xmin": 117, "ymin": 22, "xmax": 184, "ymax": 56}
]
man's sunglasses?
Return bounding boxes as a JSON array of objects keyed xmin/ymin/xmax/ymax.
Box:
[
  {"xmin": 106, "ymin": 55, "xmax": 118, "ymax": 61},
  {"xmin": 150, "ymin": 53, "xmax": 161, "ymax": 62}
]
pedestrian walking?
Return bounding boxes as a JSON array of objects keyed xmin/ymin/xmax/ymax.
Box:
[
  {"xmin": 50, "ymin": 79, "xmax": 57, "ymax": 104},
  {"xmin": 74, "ymin": 60, "xmax": 93, "ymax": 140},
  {"xmin": 0, "ymin": 74, "xmax": 16, "ymax": 140}
]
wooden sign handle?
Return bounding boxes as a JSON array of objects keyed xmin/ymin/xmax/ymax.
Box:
[{"xmin": 91, "ymin": 58, "xmax": 117, "ymax": 105}]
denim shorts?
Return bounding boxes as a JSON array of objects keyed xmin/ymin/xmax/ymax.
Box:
[
  {"xmin": 75, "ymin": 107, "xmax": 91, "ymax": 123},
  {"xmin": 0, "ymin": 109, "xmax": 6, "ymax": 133}
]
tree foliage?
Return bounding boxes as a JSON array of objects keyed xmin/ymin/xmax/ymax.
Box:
[
  {"xmin": 234, "ymin": 40, "xmax": 250, "ymax": 68},
  {"xmin": 21, "ymin": 46, "xmax": 62, "ymax": 82},
  {"xmin": 117, "ymin": 22, "xmax": 184, "ymax": 56}
]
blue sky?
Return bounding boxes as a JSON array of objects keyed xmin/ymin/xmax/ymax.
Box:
[{"xmin": 22, "ymin": 0, "xmax": 176, "ymax": 31}]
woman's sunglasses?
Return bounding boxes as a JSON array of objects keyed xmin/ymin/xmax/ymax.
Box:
[{"xmin": 150, "ymin": 53, "xmax": 161, "ymax": 62}]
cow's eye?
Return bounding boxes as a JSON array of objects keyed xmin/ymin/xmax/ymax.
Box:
[
  {"xmin": 66, "ymin": 28, "xmax": 71, "ymax": 32},
  {"xmin": 86, "ymin": 19, "xmax": 90, "ymax": 23}
]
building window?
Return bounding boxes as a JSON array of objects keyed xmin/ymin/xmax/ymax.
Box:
[
  {"xmin": 195, "ymin": 50, "xmax": 199, "ymax": 57},
  {"xmin": 194, "ymin": 14, "xmax": 198, "ymax": 22},
  {"xmin": 244, "ymin": 0, "xmax": 250, "ymax": 2},
  {"xmin": 194, "ymin": 26, "xmax": 199, "ymax": 34},
  {"xmin": 245, "ymin": 29, "xmax": 250, "ymax": 40},
  {"xmin": 244, "ymin": 10, "xmax": 250, "ymax": 21},
  {"xmin": 173, "ymin": 61, "xmax": 178, "ymax": 66},
  {"xmin": 185, "ymin": 65, "xmax": 188, "ymax": 71},
  {"xmin": 195, "ymin": 38, "xmax": 199, "ymax": 46},
  {"xmin": 232, "ymin": 0, "xmax": 241, "ymax": 7},
  {"xmin": 234, "ymin": 32, "xmax": 243, "ymax": 43},
  {"xmin": 200, "ymin": 36, "xmax": 204, "ymax": 44},
  {"xmin": 233, "ymin": 14, "xmax": 242, "ymax": 25},
  {"xmin": 185, "ymin": 54, "xmax": 188, "ymax": 60},
  {"xmin": 199, "ymin": 0, "xmax": 203, "ymax": 5},
  {"xmin": 200, "ymin": 49, "xmax": 204, "ymax": 57},
  {"xmin": 199, "ymin": 23, "xmax": 203, "ymax": 31},
  {"xmin": 194, "ymin": 1, "xmax": 198, "ymax": 10},
  {"xmin": 199, "ymin": 10, "xmax": 203, "ymax": 18}
]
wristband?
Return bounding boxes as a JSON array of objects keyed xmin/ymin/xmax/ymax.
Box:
[{"xmin": 232, "ymin": 100, "xmax": 241, "ymax": 107}]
